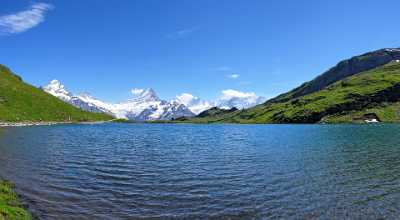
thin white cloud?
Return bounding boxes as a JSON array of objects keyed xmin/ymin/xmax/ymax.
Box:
[
  {"xmin": 176, "ymin": 93, "xmax": 197, "ymax": 106},
  {"xmin": 175, "ymin": 90, "xmax": 267, "ymax": 114},
  {"xmin": 0, "ymin": 2, "xmax": 53, "ymax": 35},
  {"xmin": 218, "ymin": 89, "xmax": 267, "ymax": 109},
  {"xmin": 131, "ymin": 88, "xmax": 144, "ymax": 95},
  {"xmin": 175, "ymin": 93, "xmax": 213, "ymax": 115},
  {"xmin": 220, "ymin": 89, "xmax": 256, "ymax": 100},
  {"xmin": 167, "ymin": 27, "xmax": 197, "ymax": 39},
  {"xmin": 214, "ymin": 66, "xmax": 232, "ymax": 72},
  {"xmin": 227, "ymin": 74, "xmax": 240, "ymax": 79}
]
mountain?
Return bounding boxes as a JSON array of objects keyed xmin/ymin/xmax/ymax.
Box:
[
  {"xmin": 175, "ymin": 93, "xmax": 214, "ymax": 114},
  {"xmin": 215, "ymin": 90, "xmax": 267, "ymax": 110},
  {"xmin": 269, "ymin": 48, "xmax": 400, "ymax": 103},
  {"xmin": 175, "ymin": 90, "xmax": 267, "ymax": 114},
  {"xmin": 42, "ymin": 80, "xmax": 113, "ymax": 114},
  {"xmin": 0, "ymin": 65, "xmax": 112, "ymax": 122},
  {"xmin": 114, "ymin": 88, "xmax": 195, "ymax": 121},
  {"xmin": 197, "ymin": 107, "xmax": 239, "ymax": 118},
  {"xmin": 182, "ymin": 48, "xmax": 400, "ymax": 124},
  {"xmin": 42, "ymin": 81, "xmax": 195, "ymax": 121}
]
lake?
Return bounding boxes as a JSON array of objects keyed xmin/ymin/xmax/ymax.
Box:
[{"xmin": 0, "ymin": 123, "xmax": 400, "ymax": 219}]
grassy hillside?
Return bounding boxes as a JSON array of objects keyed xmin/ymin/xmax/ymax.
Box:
[
  {"xmin": 0, "ymin": 65, "xmax": 113, "ymax": 122},
  {"xmin": 0, "ymin": 180, "xmax": 31, "ymax": 220},
  {"xmin": 171, "ymin": 107, "xmax": 240, "ymax": 123},
  {"xmin": 269, "ymin": 48, "xmax": 400, "ymax": 103},
  {"xmin": 182, "ymin": 60, "xmax": 400, "ymax": 124}
]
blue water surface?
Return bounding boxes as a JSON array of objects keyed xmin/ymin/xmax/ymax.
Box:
[{"xmin": 0, "ymin": 123, "xmax": 399, "ymax": 219}]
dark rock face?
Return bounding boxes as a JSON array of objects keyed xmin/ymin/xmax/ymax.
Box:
[{"xmin": 270, "ymin": 48, "xmax": 400, "ymax": 103}]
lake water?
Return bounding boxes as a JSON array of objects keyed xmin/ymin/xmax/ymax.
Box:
[{"xmin": 1, "ymin": 123, "xmax": 400, "ymax": 219}]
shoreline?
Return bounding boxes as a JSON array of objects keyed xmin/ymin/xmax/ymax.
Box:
[
  {"xmin": 0, "ymin": 119, "xmax": 120, "ymax": 127},
  {"xmin": 0, "ymin": 179, "xmax": 32, "ymax": 220},
  {"xmin": 0, "ymin": 121, "xmax": 67, "ymax": 127}
]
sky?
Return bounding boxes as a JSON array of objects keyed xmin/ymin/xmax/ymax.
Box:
[{"xmin": 1, "ymin": 0, "xmax": 400, "ymax": 103}]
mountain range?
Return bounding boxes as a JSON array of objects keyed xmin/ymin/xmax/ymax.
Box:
[
  {"xmin": 3, "ymin": 47, "xmax": 400, "ymax": 124},
  {"xmin": 181, "ymin": 48, "xmax": 400, "ymax": 124},
  {"xmin": 42, "ymin": 80, "xmax": 266, "ymax": 121},
  {"xmin": 42, "ymin": 80, "xmax": 194, "ymax": 121},
  {"xmin": 0, "ymin": 65, "xmax": 112, "ymax": 122}
]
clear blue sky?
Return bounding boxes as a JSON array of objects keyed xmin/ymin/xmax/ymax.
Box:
[{"xmin": 1, "ymin": 0, "xmax": 400, "ymax": 102}]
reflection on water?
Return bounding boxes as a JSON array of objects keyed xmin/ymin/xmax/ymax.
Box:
[{"xmin": 0, "ymin": 124, "xmax": 400, "ymax": 219}]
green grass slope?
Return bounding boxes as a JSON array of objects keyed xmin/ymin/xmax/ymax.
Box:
[
  {"xmin": 0, "ymin": 65, "xmax": 113, "ymax": 122},
  {"xmin": 171, "ymin": 107, "xmax": 240, "ymax": 123},
  {"xmin": 0, "ymin": 180, "xmax": 31, "ymax": 220},
  {"xmin": 185, "ymin": 60, "xmax": 400, "ymax": 124},
  {"xmin": 269, "ymin": 48, "xmax": 400, "ymax": 103}
]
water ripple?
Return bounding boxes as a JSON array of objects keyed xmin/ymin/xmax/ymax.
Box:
[{"xmin": 1, "ymin": 124, "xmax": 400, "ymax": 219}]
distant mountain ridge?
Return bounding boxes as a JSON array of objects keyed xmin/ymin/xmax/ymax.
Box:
[
  {"xmin": 42, "ymin": 80, "xmax": 195, "ymax": 121},
  {"xmin": 42, "ymin": 80, "xmax": 113, "ymax": 114},
  {"xmin": 181, "ymin": 48, "xmax": 400, "ymax": 124},
  {"xmin": 270, "ymin": 48, "xmax": 400, "ymax": 103},
  {"xmin": 175, "ymin": 91, "xmax": 267, "ymax": 114},
  {"xmin": 42, "ymin": 81, "xmax": 267, "ymax": 121},
  {"xmin": 0, "ymin": 65, "xmax": 112, "ymax": 122}
]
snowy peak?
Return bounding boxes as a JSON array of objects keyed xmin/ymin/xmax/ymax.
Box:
[
  {"xmin": 175, "ymin": 93, "xmax": 214, "ymax": 115},
  {"xmin": 42, "ymin": 80, "xmax": 113, "ymax": 114},
  {"xmin": 77, "ymin": 92, "xmax": 94, "ymax": 100},
  {"xmin": 129, "ymin": 88, "xmax": 160, "ymax": 103},
  {"xmin": 42, "ymin": 81, "xmax": 195, "ymax": 121},
  {"xmin": 42, "ymin": 79, "xmax": 72, "ymax": 101},
  {"xmin": 217, "ymin": 89, "xmax": 266, "ymax": 110},
  {"xmin": 42, "ymin": 80, "xmax": 266, "ymax": 121},
  {"xmin": 175, "ymin": 90, "xmax": 267, "ymax": 114}
]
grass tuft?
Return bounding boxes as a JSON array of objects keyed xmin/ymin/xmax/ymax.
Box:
[{"xmin": 0, "ymin": 180, "xmax": 32, "ymax": 220}]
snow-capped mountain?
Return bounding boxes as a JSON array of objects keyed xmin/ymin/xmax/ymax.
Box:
[
  {"xmin": 175, "ymin": 93, "xmax": 214, "ymax": 115},
  {"xmin": 175, "ymin": 90, "xmax": 267, "ymax": 113},
  {"xmin": 216, "ymin": 89, "xmax": 267, "ymax": 110},
  {"xmin": 42, "ymin": 80, "xmax": 72, "ymax": 102},
  {"xmin": 70, "ymin": 93, "xmax": 114, "ymax": 114},
  {"xmin": 42, "ymin": 80, "xmax": 195, "ymax": 121},
  {"xmin": 113, "ymin": 88, "xmax": 195, "ymax": 121},
  {"xmin": 42, "ymin": 80, "xmax": 266, "ymax": 121},
  {"xmin": 42, "ymin": 80, "xmax": 111, "ymax": 113}
]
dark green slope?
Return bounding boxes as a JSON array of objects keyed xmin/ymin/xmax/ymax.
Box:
[
  {"xmin": 182, "ymin": 48, "xmax": 400, "ymax": 124},
  {"xmin": 228, "ymin": 61, "xmax": 400, "ymax": 123},
  {"xmin": 0, "ymin": 65, "xmax": 113, "ymax": 122},
  {"xmin": 174, "ymin": 107, "xmax": 239, "ymax": 123},
  {"xmin": 269, "ymin": 48, "xmax": 400, "ymax": 103}
]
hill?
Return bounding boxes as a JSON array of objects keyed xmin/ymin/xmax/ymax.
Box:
[
  {"xmin": 0, "ymin": 65, "xmax": 113, "ymax": 122},
  {"xmin": 182, "ymin": 48, "xmax": 400, "ymax": 124},
  {"xmin": 269, "ymin": 48, "xmax": 400, "ymax": 103},
  {"xmin": 173, "ymin": 107, "xmax": 239, "ymax": 123}
]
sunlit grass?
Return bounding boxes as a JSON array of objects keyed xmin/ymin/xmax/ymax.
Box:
[
  {"xmin": 0, "ymin": 180, "xmax": 31, "ymax": 220},
  {"xmin": 0, "ymin": 64, "xmax": 113, "ymax": 122}
]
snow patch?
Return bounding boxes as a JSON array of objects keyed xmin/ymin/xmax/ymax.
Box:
[{"xmin": 42, "ymin": 81, "xmax": 195, "ymax": 121}]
